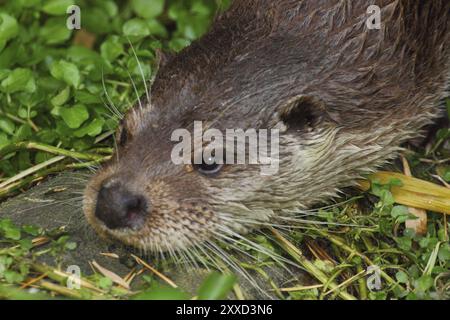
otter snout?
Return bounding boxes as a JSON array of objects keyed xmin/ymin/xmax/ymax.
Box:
[{"xmin": 95, "ymin": 181, "xmax": 149, "ymax": 230}]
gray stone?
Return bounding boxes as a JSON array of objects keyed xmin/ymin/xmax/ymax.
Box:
[{"xmin": 0, "ymin": 172, "xmax": 132, "ymax": 275}]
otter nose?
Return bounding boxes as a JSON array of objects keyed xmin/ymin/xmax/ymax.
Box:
[{"xmin": 95, "ymin": 182, "xmax": 148, "ymax": 230}]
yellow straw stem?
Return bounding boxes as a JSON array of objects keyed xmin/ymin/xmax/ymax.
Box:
[{"xmin": 357, "ymin": 171, "xmax": 450, "ymax": 215}]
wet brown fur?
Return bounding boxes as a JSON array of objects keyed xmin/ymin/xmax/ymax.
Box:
[{"xmin": 84, "ymin": 0, "xmax": 450, "ymax": 251}]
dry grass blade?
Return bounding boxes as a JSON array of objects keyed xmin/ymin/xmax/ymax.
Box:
[
  {"xmin": 131, "ymin": 254, "xmax": 178, "ymax": 288},
  {"xmin": 432, "ymin": 174, "xmax": 450, "ymax": 188},
  {"xmin": 280, "ymin": 284, "xmax": 324, "ymax": 292},
  {"xmin": 39, "ymin": 281, "xmax": 108, "ymax": 300},
  {"xmin": 99, "ymin": 252, "xmax": 119, "ymax": 259},
  {"xmin": 31, "ymin": 236, "xmax": 51, "ymax": 247},
  {"xmin": 123, "ymin": 268, "xmax": 142, "ymax": 286},
  {"xmin": 269, "ymin": 228, "xmax": 357, "ymax": 300},
  {"xmin": 233, "ymin": 284, "xmax": 245, "ymax": 300},
  {"xmin": 0, "ymin": 155, "xmax": 65, "ymax": 189},
  {"xmin": 92, "ymin": 260, "xmax": 130, "ymax": 290},
  {"xmin": 306, "ymin": 240, "xmax": 336, "ymax": 264},
  {"xmin": 0, "ymin": 236, "xmax": 51, "ymax": 255},
  {"xmin": 314, "ymin": 229, "xmax": 407, "ymax": 295},
  {"xmin": 39, "ymin": 281, "xmax": 83, "ymax": 299},
  {"xmin": 20, "ymin": 273, "xmax": 47, "ymax": 289},
  {"xmin": 323, "ymin": 269, "xmax": 366, "ymax": 297},
  {"xmin": 52, "ymin": 269, "xmax": 105, "ymax": 293}
]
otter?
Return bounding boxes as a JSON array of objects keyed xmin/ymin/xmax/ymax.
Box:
[{"xmin": 83, "ymin": 0, "xmax": 450, "ymax": 255}]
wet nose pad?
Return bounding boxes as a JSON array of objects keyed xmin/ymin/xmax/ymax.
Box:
[{"xmin": 95, "ymin": 181, "xmax": 149, "ymax": 230}]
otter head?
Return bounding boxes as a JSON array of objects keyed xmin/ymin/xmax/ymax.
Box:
[
  {"xmin": 82, "ymin": 61, "xmax": 342, "ymax": 253},
  {"xmin": 82, "ymin": 5, "xmax": 389, "ymax": 254},
  {"xmin": 83, "ymin": 2, "xmax": 341, "ymax": 254},
  {"xmin": 83, "ymin": 0, "xmax": 448, "ymax": 253}
]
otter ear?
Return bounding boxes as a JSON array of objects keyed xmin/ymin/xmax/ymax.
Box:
[{"xmin": 272, "ymin": 95, "xmax": 339, "ymax": 133}]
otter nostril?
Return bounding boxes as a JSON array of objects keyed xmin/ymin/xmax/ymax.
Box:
[
  {"xmin": 95, "ymin": 182, "xmax": 149, "ymax": 230},
  {"xmin": 123, "ymin": 195, "xmax": 147, "ymax": 221}
]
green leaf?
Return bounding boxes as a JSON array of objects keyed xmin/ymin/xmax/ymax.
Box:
[
  {"xmin": 168, "ymin": 38, "xmax": 191, "ymax": 52},
  {"xmin": 443, "ymin": 170, "xmax": 450, "ymax": 182},
  {"xmin": 50, "ymin": 60, "xmax": 80, "ymax": 88},
  {"xmin": 380, "ymin": 189, "xmax": 395, "ymax": 206},
  {"xmin": 4, "ymin": 270, "xmax": 25, "ymax": 284},
  {"xmin": 391, "ymin": 205, "xmax": 408, "ymax": 217},
  {"xmin": 22, "ymin": 225, "xmax": 41, "ymax": 236},
  {"xmin": 65, "ymin": 241, "xmax": 77, "ymax": 250},
  {"xmin": 35, "ymin": 152, "xmax": 53, "ymax": 164},
  {"xmin": 5, "ymin": 227, "xmax": 21, "ymax": 240},
  {"xmin": 192, "ymin": 1, "xmax": 212, "ymax": 15},
  {"xmin": 438, "ymin": 243, "xmax": 450, "ymax": 262},
  {"xmin": 0, "ymin": 219, "xmax": 22, "ymax": 240},
  {"xmin": 0, "ymin": 68, "xmax": 36, "ymax": 93},
  {"xmin": 98, "ymin": 277, "xmax": 113, "ymax": 289},
  {"xmin": 74, "ymin": 90, "xmax": 102, "ymax": 104},
  {"xmin": 98, "ymin": 1, "xmax": 118, "ymax": 17},
  {"xmin": 37, "ymin": 130, "xmax": 57, "ymax": 145},
  {"xmin": 391, "ymin": 205, "xmax": 411, "ymax": 223},
  {"xmin": 147, "ymin": 19, "xmax": 167, "ymax": 37},
  {"xmin": 197, "ymin": 272, "xmax": 236, "ymax": 300},
  {"xmin": 14, "ymin": 124, "xmax": 32, "ymax": 141},
  {"xmin": 82, "ymin": 7, "xmax": 112, "ymax": 35},
  {"xmin": 396, "ymin": 236, "xmax": 412, "ymax": 251},
  {"xmin": 100, "ymin": 37, "xmax": 124, "ymax": 62},
  {"xmin": 395, "ymin": 271, "xmax": 409, "ymax": 284},
  {"xmin": 0, "ymin": 13, "xmax": 19, "ymax": 52},
  {"xmin": 40, "ymin": 17, "xmax": 72, "ymax": 44},
  {"xmin": 74, "ymin": 118, "xmax": 104, "ymax": 137},
  {"xmin": 0, "ymin": 132, "xmax": 9, "ymax": 149},
  {"xmin": 131, "ymin": 0, "xmax": 165, "ymax": 19},
  {"xmin": 51, "ymin": 86, "xmax": 71, "ymax": 106},
  {"xmin": 414, "ymin": 275, "xmax": 433, "ymax": 292},
  {"xmin": 42, "ymin": 0, "xmax": 74, "ymax": 15},
  {"xmin": 0, "ymin": 68, "xmax": 9, "ymax": 81},
  {"xmin": 60, "ymin": 104, "xmax": 89, "ymax": 129},
  {"xmin": 127, "ymin": 56, "xmax": 151, "ymax": 77},
  {"xmin": 0, "ymin": 118, "xmax": 15, "ymax": 135},
  {"xmin": 67, "ymin": 46, "xmax": 103, "ymax": 66},
  {"xmin": 123, "ymin": 19, "xmax": 150, "ymax": 38},
  {"xmin": 19, "ymin": 239, "xmax": 33, "ymax": 251},
  {"xmin": 418, "ymin": 237, "xmax": 430, "ymax": 249}
]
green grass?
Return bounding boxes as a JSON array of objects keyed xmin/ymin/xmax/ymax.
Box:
[{"xmin": 0, "ymin": 0, "xmax": 449, "ymax": 300}]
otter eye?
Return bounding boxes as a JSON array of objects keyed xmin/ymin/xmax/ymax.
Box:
[{"xmin": 195, "ymin": 156, "xmax": 224, "ymax": 175}]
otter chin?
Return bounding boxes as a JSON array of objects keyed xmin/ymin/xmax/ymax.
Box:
[{"xmin": 83, "ymin": 0, "xmax": 450, "ymax": 253}]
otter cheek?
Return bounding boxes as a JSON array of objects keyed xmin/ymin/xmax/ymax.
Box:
[{"xmin": 94, "ymin": 181, "xmax": 150, "ymax": 231}]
